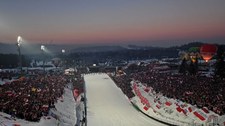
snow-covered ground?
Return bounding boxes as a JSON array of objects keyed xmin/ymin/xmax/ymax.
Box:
[
  {"xmin": 0, "ymin": 84, "xmax": 77, "ymax": 126},
  {"xmin": 84, "ymin": 73, "xmax": 166, "ymax": 126}
]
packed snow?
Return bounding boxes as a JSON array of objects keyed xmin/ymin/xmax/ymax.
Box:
[{"xmin": 84, "ymin": 73, "xmax": 166, "ymax": 126}]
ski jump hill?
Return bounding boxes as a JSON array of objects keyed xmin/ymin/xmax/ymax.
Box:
[{"xmin": 84, "ymin": 73, "xmax": 166, "ymax": 126}]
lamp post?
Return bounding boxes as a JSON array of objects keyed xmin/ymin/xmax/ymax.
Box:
[
  {"xmin": 41, "ymin": 45, "xmax": 45, "ymax": 73},
  {"xmin": 17, "ymin": 36, "xmax": 22, "ymax": 75}
]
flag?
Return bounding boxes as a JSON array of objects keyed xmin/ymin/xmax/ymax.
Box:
[
  {"xmin": 144, "ymin": 87, "xmax": 150, "ymax": 93},
  {"xmin": 176, "ymin": 106, "xmax": 183, "ymax": 113},
  {"xmin": 156, "ymin": 104, "xmax": 161, "ymax": 109},
  {"xmin": 73, "ymin": 89, "xmax": 79, "ymax": 98},
  {"xmin": 188, "ymin": 106, "xmax": 196, "ymax": 112},
  {"xmin": 202, "ymin": 107, "xmax": 209, "ymax": 114},
  {"xmin": 165, "ymin": 101, "xmax": 172, "ymax": 106},
  {"xmin": 143, "ymin": 106, "xmax": 149, "ymax": 111},
  {"xmin": 193, "ymin": 111, "xmax": 206, "ymax": 121}
]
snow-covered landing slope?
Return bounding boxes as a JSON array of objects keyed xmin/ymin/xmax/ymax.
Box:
[{"xmin": 84, "ymin": 73, "xmax": 166, "ymax": 126}]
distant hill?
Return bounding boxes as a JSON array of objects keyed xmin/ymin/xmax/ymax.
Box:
[
  {"xmin": 169, "ymin": 42, "xmax": 204, "ymax": 51},
  {"xmin": 124, "ymin": 44, "xmax": 162, "ymax": 50},
  {"xmin": 170, "ymin": 42, "xmax": 225, "ymax": 51},
  {"xmin": 0, "ymin": 43, "xmax": 17, "ymax": 54},
  {"xmin": 0, "ymin": 42, "xmax": 224, "ymax": 55},
  {"xmin": 71, "ymin": 46, "xmax": 126, "ymax": 52}
]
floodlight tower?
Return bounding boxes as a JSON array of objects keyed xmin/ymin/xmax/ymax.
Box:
[
  {"xmin": 62, "ymin": 49, "xmax": 66, "ymax": 69},
  {"xmin": 41, "ymin": 45, "xmax": 45, "ymax": 73},
  {"xmin": 17, "ymin": 36, "xmax": 22, "ymax": 75}
]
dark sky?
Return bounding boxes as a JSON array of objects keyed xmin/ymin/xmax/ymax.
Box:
[{"xmin": 0, "ymin": 0, "xmax": 225, "ymax": 47}]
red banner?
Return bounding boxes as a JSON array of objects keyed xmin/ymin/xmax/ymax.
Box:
[
  {"xmin": 133, "ymin": 83, "xmax": 150, "ymax": 108},
  {"xmin": 193, "ymin": 111, "xmax": 206, "ymax": 121},
  {"xmin": 165, "ymin": 101, "xmax": 172, "ymax": 106}
]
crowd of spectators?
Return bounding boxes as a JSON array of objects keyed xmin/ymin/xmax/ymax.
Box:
[
  {"xmin": 0, "ymin": 71, "xmax": 18, "ymax": 81},
  {"xmin": 1, "ymin": 63, "xmax": 224, "ymax": 123},
  {"xmin": 72, "ymin": 70, "xmax": 85, "ymax": 94},
  {"xmin": 111, "ymin": 75, "xmax": 135, "ymax": 99},
  {"xmin": 115, "ymin": 63, "xmax": 225, "ymax": 116},
  {"xmin": 0, "ymin": 73, "xmax": 70, "ymax": 121}
]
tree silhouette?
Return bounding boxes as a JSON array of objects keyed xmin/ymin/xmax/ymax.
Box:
[
  {"xmin": 179, "ymin": 58, "xmax": 188, "ymax": 74},
  {"xmin": 214, "ymin": 45, "xmax": 225, "ymax": 79},
  {"xmin": 188, "ymin": 61, "xmax": 197, "ymax": 75}
]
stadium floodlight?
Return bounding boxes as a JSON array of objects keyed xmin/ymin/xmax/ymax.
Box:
[
  {"xmin": 41, "ymin": 45, "xmax": 46, "ymax": 73},
  {"xmin": 17, "ymin": 36, "xmax": 22, "ymax": 75},
  {"xmin": 62, "ymin": 49, "xmax": 66, "ymax": 69},
  {"xmin": 17, "ymin": 36, "xmax": 22, "ymax": 46},
  {"xmin": 41, "ymin": 45, "xmax": 45, "ymax": 51},
  {"xmin": 62, "ymin": 49, "xmax": 65, "ymax": 53}
]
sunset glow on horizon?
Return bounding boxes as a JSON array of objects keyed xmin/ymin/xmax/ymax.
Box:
[{"xmin": 0, "ymin": 0, "xmax": 225, "ymax": 47}]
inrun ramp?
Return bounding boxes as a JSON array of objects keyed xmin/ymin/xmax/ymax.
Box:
[{"xmin": 84, "ymin": 73, "xmax": 166, "ymax": 126}]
